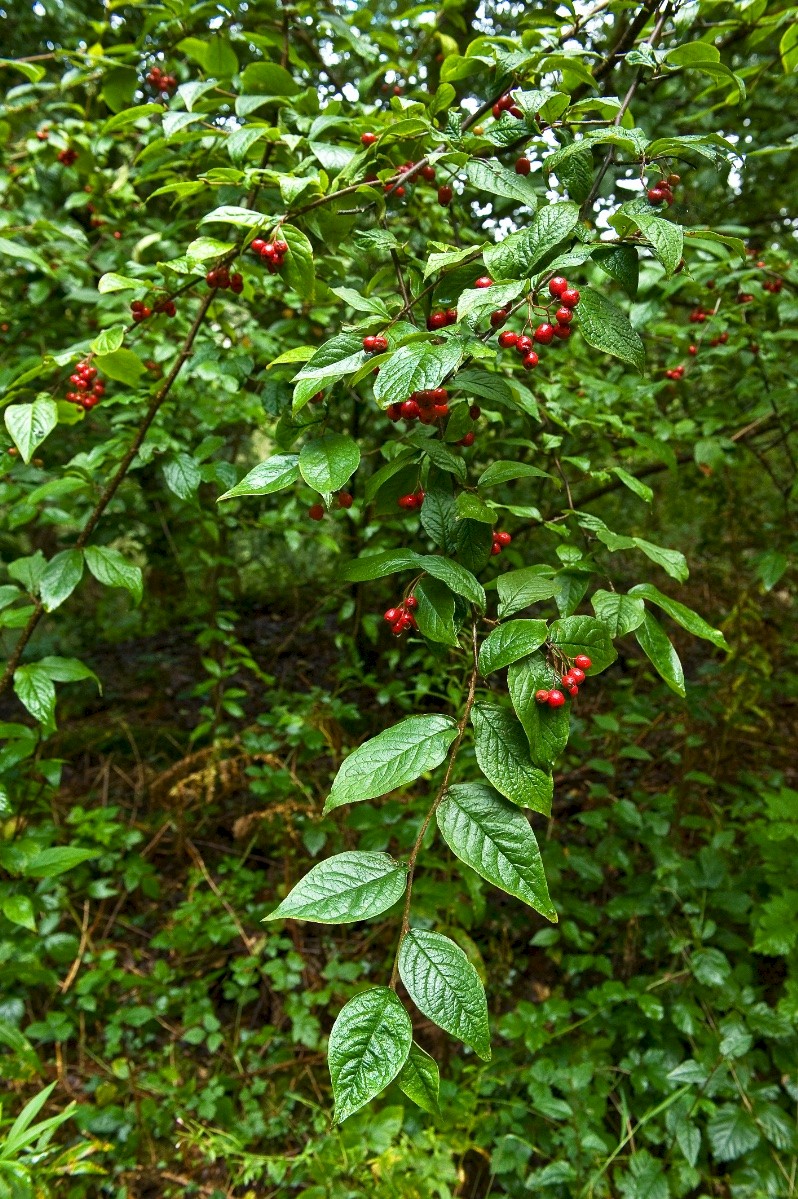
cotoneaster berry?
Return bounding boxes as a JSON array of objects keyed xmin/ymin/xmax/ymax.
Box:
[
  {"xmin": 438, "ymin": 185, "xmax": 452, "ymax": 206},
  {"xmin": 516, "ymin": 334, "xmax": 533, "ymax": 355},
  {"xmin": 534, "ymin": 323, "xmax": 555, "ymax": 344},
  {"xmin": 515, "ymin": 157, "xmax": 531, "ymax": 175},
  {"xmin": 490, "ymin": 309, "xmax": 508, "ymax": 328},
  {"xmin": 547, "ymin": 690, "xmax": 566, "ymax": 708},
  {"xmin": 360, "ymin": 132, "xmax": 377, "ymax": 146},
  {"xmin": 308, "ymin": 503, "xmax": 325, "ymax": 521},
  {"xmin": 469, "ymin": 405, "xmax": 481, "ymax": 419},
  {"xmin": 574, "ymin": 655, "xmax": 592, "ymax": 670},
  {"xmin": 535, "ymin": 689, "xmax": 550, "ymax": 704},
  {"xmin": 459, "ymin": 431, "xmax": 475, "ymax": 447},
  {"xmin": 549, "ymin": 276, "xmax": 567, "ymax": 298},
  {"xmin": 523, "ymin": 351, "xmax": 539, "ymax": 369},
  {"xmin": 421, "ymin": 164, "xmax": 436, "ymax": 182},
  {"xmin": 337, "ymin": 492, "xmax": 353, "ymax": 509},
  {"xmin": 474, "ymin": 276, "xmax": 493, "ymax": 289},
  {"xmin": 498, "ymin": 331, "xmax": 518, "ymax": 348},
  {"xmin": 554, "ymin": 307, "xmax": 573, "ymax": 325},
  {"xmin": 559, "ymin": 288, "xmax": 580, "ymax": 308}
]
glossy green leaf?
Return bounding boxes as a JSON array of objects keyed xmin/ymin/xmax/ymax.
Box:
[
  {"xmin": 5, "ymin": 397, "xmax": 58, "ymax": 464},
  {"xmin": 471, "ymin": 703, "xmax": 553, "ymax": 816},
  {"xmin": 478, "ymin": 620, "xmax": 549, "ymax": 674},
  {"xmin": 324, "ymin": 715, "xmax": 458, "ymax": 813},
  {"xmin": 414, "ymin": 577, "xmax": 460, "ymax": 646},
  {"xmin": 265, "ymin": 852, "xmax": 406, "ymax": 923},
  {"xmin": 299, "ymin": 434, "xmax": 360, "ymax": 493},
  {"xmin": 497, "ymin": 568, "xmax": 557, "ymax": 619},
  {"xmin": 634, "ymin": 611, "xmax": 685, "ymax": 697},
  {"xmin": 590, "ymin": 589, "xmax": 646, "ymax": 637},
  {"xmin": 507, "ymin": 653, "xmax": 570, "ymax": 769},
  {"xmin": 40, "ymin": 550, "xmax": 84, "ymax": 613},
  {"xmin": 628, "ymin": 583, "xmax": 728, "ymax": 649},
  {"xmin": 398, "ymin": 929, "xmax": 491, "ymax": 1060},
  {"xmin": 218, "ymin": 454, "xmax": 300, "ymax": 500},
  {"xmin": 548, "ymin": 615, "xmax": 617, "ymax": 673},
  {"xmin": 396, "ymin": 1042, "xmax": 440, "ymax": 1115},
  {"xmin": 328, "ymin": 988, "xmax": 412, "ymax": 1123},
  {"xmin": 575, "ymin": 287, "xmax": 645, "ymax": 373},
  {"xmin": 484, "ymin": 202, "xmax": 580, "ymax": 281}
]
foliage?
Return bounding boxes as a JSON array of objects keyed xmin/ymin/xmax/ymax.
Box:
[{"xmin": 1, "ymin": 0, "xmax": 797, "ymax": 1193}]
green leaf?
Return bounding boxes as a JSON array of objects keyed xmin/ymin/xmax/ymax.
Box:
[
  {"xmin": 414, "ymin": 577, "xmax": 460, "ymax": 647},
  {"xmin": 497, "ymin": 568, "xmax": 557, "ymax": 619},
  {"xmin": 419, "ymin": 488, "xmax": 458, "ymax": 552},
  {"xmin": 13, "ymin": 665, "xmax": 56, "ymax": 728},
  {"xmin": 328, "ymin": 988, "xmax": 412, "ymax": 1123},
  {"xmin": 593, "ymin": 244, "xmax": 639, "ymax": 298},
  {"xmin": 40, "ymin": 550, "xmax": 84, "ymax": 613},
  {"xmin": 293, "ymin": 333, "xmax": 366, "ymax": 391},
  {"xmin": 507, "ymin": 653, "xmax": 570, "ymax": 769},
  {"xmin": 780, "ymin": 21, "xmax": 798, "ymax": 73},
  {"xmin": 218, "ymin": 454, "xmax": 300, "ymax": 501},
  {"xmin": 395, "ymin": 1043, "xmax": 440, "ymax": 1115},
  {"xmin": 634, "ymin": 611, "xmax": 685, "ymax": 697},
  {"xmin": 455, "ymin": 492, "xmax": 496, "ymax": 524},
  {"xmin": 423, "ymin": 243, "xmax": 486, "ymax": 280},
  {"xmin": 281, "ymin": 224, "xmax": 315, "ymax": 299},
  {"xmin": 91, "ymin": 325, "xmax": 126, "ymax": 355},
  {"xmin": 611, "ymin": 466, "xmax": 653, "ymax": 502},
  {"xmin": 179, "ymin": 34, "xmax": 238, "ymax": 77},
  {"xmin": 265, "ymin": 852, "xmax": 407, "ymax": 923},
  {"xmin": 37, "ymin": 656, "xmax": 98, "ymax": 686},
  {"xmin": 628, "ymin": 583, "xmax": 728, "ymax": 649},
  {"xmin": 707, "ymin": 1106, "xmax": 761, "ymax": 1162},
  {"xmin": 457, "ymin": 281, "xmax": 525, "ymax": 326},
  {"xmin": 94, "ymin": 348, "xmax": 145, "ymax": 386},
  {"xmin": 340, "ymin": 550, "xmax": 423, "ymax": 582},
  {"xmin": 575, "ymin": 287, "xmax": 645, "ymax": 373},
  {"xmin": 414, "ymin": 437, "xmax": 467, "ymax": 484},
  {"xmin": 84, "ymin": 546, "xmax": 143, "ymax": 605},
  {"xmin": 5, "ymin": 397, "xmax": 58, "ymax": 464},
  {"xmin": 239, "ymin": 61, "xmax": 300, "ymax": 95},
  {"xmin": 548, "ymin": 615, "xmax": 617, "ymax": 673},
  {"xmin": 420, "ymin": 555, "xmax": 485, "ymax": 611},
  {"xmin": 478, "ymin": 620, "xmax": 549, "ymax": 675},
  {"xmin": 630, "ymin": 212, "xmax": 684, "ymax": 277},
  {"xmin": 456, "ymin": 519, "xmax": 494, "ymax": 575},
  {"xmin": 373, "ymin": 341, "xmax": 464, "ymax": 404},
  {"xmin": 101, "ymin": 103, "xmax": 163, "ymax": 134},
  {"xmin": 163, "ymin": 454, "xmax": 202, "ymax": 500},
  {"xmin": 1, "ymin": 894, "xmax": 36, "ymax": 932},
  {"xmin": 299, "ymin": 434, "xmax": 360, "ymax": 493},
  {"xmin": 590, "ymin": 590, "xmax": 646, "ymax": 637},
  {"xmin": 471, "ymin": 704, "xmax": 553, "ymax": 816},
  {"xmin": 398, "ymin": 929, "xmax": 491, "ymax": 1060},
  {"xmin": 200, "ymin": 205, "xmax": 266, "ymax": 228},
  {"xmin": 97, "ymin": 273, "xmax": 147, "ymax": 294},
  {"xmin": 0, "ymin": 58, "xmax": 46, "ymax": 83},
  {"xmin": 324, "ymin": 715, "xmax": 458, "ymax": 813},
  {"xmin": 478, "ymin": 461, "xmax": 551, "ymax": 487},
  {"xmin": 632, "ymin": 538, "xmax": 688, "ymax": 583},
  {"xmin": 23, "ymin": 847, "xmax": 98, "ymax": 878},
  {"xmin": 484, "ymin": 202, "xmax": 580, "ymax": 281},
  {"xmin": 437, "ymin": 783, "xmax": 556, "ymax": 920}
]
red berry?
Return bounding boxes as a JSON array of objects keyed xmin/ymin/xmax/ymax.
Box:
[
  {"xmin": 433, "ymin": 403, "xmax": 449, "ymax": 418},
  {"xmin": 310, "ymin": 391, "xmax": 326, "ymax": 405},
  {"xmin": 273, "ymin": 240, "xmax": 288, "ymax": 255},
  {"xmin": 496, "ymin": 531, "xmax": 512, "ymax": 546},
  {"xmin": 492, "ymin": 104, "xmax": 502, "ymax": 119},
  {"xmin": 372, "ymin": 335, "xmax": 389, "ymax": 352},
  {"xmin": 566, "ymin": 683, "xmax": 579, "ymax": 697},
  {"xmin": 554, "ymin": 307, "xmax": 573, "ymax": 325},
  {"xmin": 460, "ymin": 431, "xmax": 475, "ymax": 447},
  {"xmin": 405, "ymin": 595, "xmax": 418, "ymax": 610},
  {"xmin": 535, "ymin": 690, "xmax": 550, "ymax": 704},
  {"xmin": 421, "ymin": 164, "xmax": 436, "ymax": 182},
  {"xmin": 490, "ymin": 309, "xmax": 508, "ymax": 328},
  {"xmin": 401, "ymin": 399, "xmax": 421, "ymax": 420},
  {"xmin": 515, "ymin": 157, "xmax": 531, "ymax": 175},
  {"xmin": 559, "ymin": 288, "xmax": 580, "ymax": 308},
  {"xmin": 547, "ymin": 690, "xmax": 566, "ymax": 708},
  {"xmin": 445, "ymin": 309, "xmax": 457, "ymax": 324},
  {"xmin": 516, "ymin": 335, "xmax": 533, "ymax": 355},
  {"xmin": 438, "ymin": 185, "xmax": 453, "ymax": 207},
  {"xmin": 338, "ymin": 492, "xmax": 353, "ymax": 509},
  {"xmin": 688, "ymin": 344, "xmax": 698, "ymax": 355},
  {"xmin": 308, "ymin": 503, "xmax": 325, "ymax": 521},
  {"xmin": 363, "ymin": 335, "xmax": 377, "ymax": 352},
  {"xmin": 498, "ymin": 331, "xmax": 518, "ymax": 348},
  {"xmin": 391, "ymin": 620, "xmax": 405, "ymax": 636},
  {"xmin": 427, "ymin": 311, "xmax": 447, "ymax": 331},
  {"xmin": 490, "ymin": 543, "xmax": 501, "ymax": 556},
  {"xmin": 394, "ymin": 186, "xmax": 406, "ymax": 198},
  {"xmin": 548, "ymin": 276, "xmax": 567, "ymax": 298},
  {"xmin": 474, "ymin": 276, "xmax": 493, "ymax": 289},
  {"xmin": 523, "ymin": 352, "xmax": 539, "ymax": 369},
  {"xmin": 430, "ymin": 388, "xmax": 448, "ymax": 403},
  {"xmin": 738, "ymin": 293, "xmax": 754, "ymax": 303},
  {"xmin": 251, "ymin": 238, "xmax": 266, "ymax": 253},
  {"xmin": 569, "ymin": 667, "xmax": 585, "ymax": 684},
  {"xmin": 534, "ymin": 323, "xmax": 555, "ymax": 345},
  {"xmin": 561, "ymin": 672, "xmax": 576, "ymax": 687},
  {"xmin": 398, "ymin": 494, "xmax": 417, "ymax": 510},
  {"xmin": 509, "ymin": 106, "xmax": 523, "ymax": 119},
  {"xmin": 360, "ymin": 132, "xmax": 377, "ymax": 146},
  {"xmin": 230, "ymin": 273, "xmax": 243, "ymax": 294},
  {"xmin": 647, "ymin": 187, "xmax": 666, "ymax": 205},
  {"xmin": 574, "ymin": 655, "xmax": 591, "ymax": 670},
  {"xmin": 553, "ymin": 324, "xmax": 571, "ymax": 340},
  {"xmin": 384, "ymin": 608, "xmax": 399, "ymax": 623},
  {"xmin": 668, "ymin": 173, "xmax": 681, "ymax": 186},
  {"xmin": 469, "ymin": 405, "xmax": 481, "ymax": 419}
]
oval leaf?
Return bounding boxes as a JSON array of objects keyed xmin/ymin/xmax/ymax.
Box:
[
  {"xmin": 328, "ymin": 988, "xmax": 412, "ymax": 1123},
  {"xmin": 471, "ymin": 703, "xmax": 553, "ymax": 815},
  {"xmin": 299, "ymin": 434, "xmax": 360, "ymax": 493},
  {"xmin": 398, "ymin": 929, "xmax": 491, "ymax": 1060},
  {"xmin": 324, "ymin": 715, "xmax": 458, "ymax": 813},
  {"xmin": 265, "ymin": 852, "xmax": 407, "ymax": 923}
]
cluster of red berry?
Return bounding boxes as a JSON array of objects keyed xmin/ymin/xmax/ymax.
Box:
[
  {"xmin": 249, "ymin": 237, "xmax": 288, "ymax": 273},
  {"xmin": 426, "ymin": 308, "xmax": 458, "ymax": 331},
  {"xmin": 647, "ymin": 172, "xmax": 680, "ymax": 207},
  {"xmin": 535, "ymin": 655, "xmax": 592, "ymax": 708},
  {"xmin": 130, "ymin": 297, "xmax": 177, "ymax": 322},
  {"xmin": 57, "ymin": 147, "xmax": 78, "ymax": 166},
  {"xmin": 65, "ymin": 360, "xmax": 105, "ymax": 409},
  {"xmin": 665, "ymin": 364, "xmax": 685, "ymax": 380},
  {"xmin": 308, "ymin": 492, "xmax": 353, "ymax": 520},
  {"xmin": 383, "ymin": 594, "xmax": 418, "ymax": 636},
  {"xmin": 763, "ymin": 278, "xmax": 783, "ymax": 294},
  {"xmin": 358, "ymin": 143, "xmax": 440, "ymax": 202},
  {"xmin": 689, "ymin": 308, "xmax": 709, "ymax": 324},
  {"xmin": 491, "ymin": 530, "xmax": 512, "ymax": 556},
  {"xmin": 492, "ymin": 91, "xmax": 523, "ymax": 120},
  {"xmin": 206, "ymin": 266, "xmax": 244, "ymax": 293},
  {"xmin": 145, "ymin": 65, "xmax": 177, "ymax": 94},
  {"xmin": 385, "ymin": 388, "xmax": 450, "ymax": 424},
  {"xmin": 362, "ymin": 334, "xmax": 389, "ymax": 353},
  {"xmin": 494, "ymin": 276, "xmax": 579, "ymax": 368},
  {"xmin": 397, "ymin": 489, "xmax": 425, "ymax": 510}
]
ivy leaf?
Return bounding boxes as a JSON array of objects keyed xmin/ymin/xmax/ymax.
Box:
[
  {"xmin": 629, "ymin": 583, "xmax": 728, "ymax": 648},
  {"xmin": 399, "ymin": 929, "xmax": 491, "ymax": 1060},
  {"xmin": 324, "ymin": 715, "xmax": 458, "ymax": 813},
  {"xmin": 299, "ymin": 434, "xmax": 360, "ymax": 493},
  {"xmin": 484, "ymin": 202, "xmax": 580, "ymax": 281},
  {"xmin": 265, "ymin": 852, "xmax": 407, "ymax": 923},
  {"xmin": 497, "ymin": 567, "xmax": 557, "ymax": 619},
  {"xmin": 414, "ymin": 577, "xmax": 460, "ymax": 647},
  {"xmin": 590, "ymin": 590, "xmax": 646, "ymax": 637},
  {"xmin": 328, "ymin": 988, "xmax": 412, "ymax": 1123},
  {"xmin": 471, "ymin": 703, "xmax": 553, "ymax": 816},
  {"xmin": 437, "ymin": 783, "xmax": 556, "ymax": 920},
  {"xmin": 478, "ymin": 619, "xmax": 549, "ymax": 675},
  {"xmin": 575, "ymin": 287, "xmax": 645, "ymax": 373},
  {"xmin": 507, "ymin": 653, "xmax": 570, "ymax": 769},
  {"xmin": 218, "ymin": 453, "xmax": 300, "ymax": 501},
  {"xmin": 634, "ymin": 611, "xmax": 685, "ymax": 697},
  {"xmin": 163, "ymin": 454, "xmax": 202, "ymax": 500},
  {"xmin": 396, "ymin": 1042, "xmax": 440, "ymax": 1115},
  {"xmin": 630, "ymin": 212, "xmax": 684, "ymax": 277},
  {"xmin": 40, "ymin": 550, "xmax": 84, "ymax": 613},
  {"xmin": 548, "ymin": 615, "xmax": 617, "ymax": 674},
  {"xmin": 5, "ymin": 396, "xmax": 58, "ymax": 464},
  {"xmin": 13, "ymin": 665, "xmax": 56, "ymax": 728}
]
